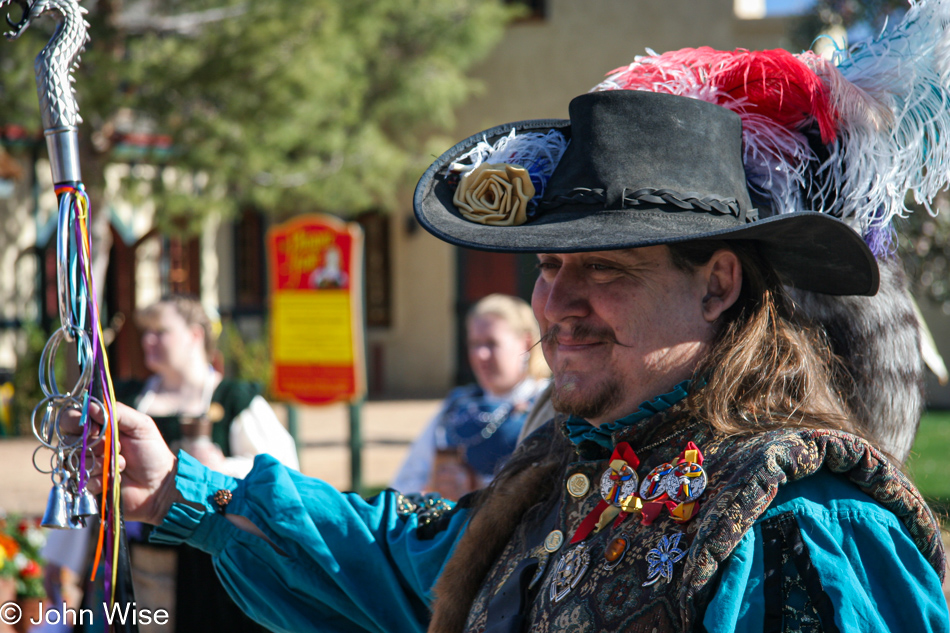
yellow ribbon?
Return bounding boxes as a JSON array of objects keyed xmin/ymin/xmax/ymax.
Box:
[
  {"xmin": 595, "ymin": 506, "xmax": 621, "ymax": 533},
  {"xmin": 672, "ymin": 501, "xmax": 698, "ymax": 522}
]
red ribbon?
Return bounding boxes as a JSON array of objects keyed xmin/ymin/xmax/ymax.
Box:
[
  {"xmin": 641, "ymin": 500, "xmax": 678, "ymax": 525},
  {"xmin": 613, "ymin": 442, "xmax": 640, "ymax": 470},
  {"xmin": 680, "ymin": 441, "xmax": 704, "ymax": 465},
  {"xmin": 571, "ymin": 499, "xmax": 611, "ymax": 544}
]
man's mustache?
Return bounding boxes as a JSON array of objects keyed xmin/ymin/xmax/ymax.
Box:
[{"xmin": 538, "ymin": 323, "xmax": 630, "ymax": 347}]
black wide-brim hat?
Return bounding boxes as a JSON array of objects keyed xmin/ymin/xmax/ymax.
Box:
[{"xmin": 414, "ymin": 90, "xmax": 879, "ymax": 296}]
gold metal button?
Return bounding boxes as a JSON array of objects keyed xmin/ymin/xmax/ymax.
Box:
[
  {"xmin": 544, "ymin": 530, "xmax": 564, "ymax": 553},
  {"xmin": 566, "ymin": 473, "xmax": 590, "ymax": 497}
]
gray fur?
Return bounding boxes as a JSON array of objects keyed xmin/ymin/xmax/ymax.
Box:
[{"xmin": 789, "ymin": 257, "xmax": 924, "ymax": 463}]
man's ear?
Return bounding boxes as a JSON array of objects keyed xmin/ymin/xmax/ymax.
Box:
[{"xmin": 701, "ymin": 250, "xmax": 742, "ymax": 323}]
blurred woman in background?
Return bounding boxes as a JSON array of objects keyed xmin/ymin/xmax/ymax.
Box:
[
  {"xmin": 391, "ymin": 294, "xmax": 551, "ymax": 499},
  {"xmin": 127, "ymin": 295, "xmax": 297, "ymax": 478}
]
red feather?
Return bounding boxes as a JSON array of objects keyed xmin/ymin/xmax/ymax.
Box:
[{"xmin": 607, "ymin": 47, "xmax": 838, "ymax": 144}]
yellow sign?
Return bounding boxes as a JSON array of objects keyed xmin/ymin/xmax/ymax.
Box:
[
  {"xmin": 268, "ymin": 215, "xmax": 365, "ymax": 405},
  {"xmin": 272, "ymin": 291, "xmax": 353, "ymax": 364}
]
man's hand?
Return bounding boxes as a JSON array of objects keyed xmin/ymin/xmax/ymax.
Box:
[{"xmin": 66, "ymin": 402, "xmax": 180, "ymax": 525}]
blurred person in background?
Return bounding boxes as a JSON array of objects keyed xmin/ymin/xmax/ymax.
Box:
[
  {"xmin": 391, "ymin": 294, "xmax": 552, "ymax": 499},
  {"xmin": 46, "ymin": 295, "xmax": 298, "ymax": 633},
  {"xmin": 124, "ymin": 295, "xmax": 298, "ymax": 479}
]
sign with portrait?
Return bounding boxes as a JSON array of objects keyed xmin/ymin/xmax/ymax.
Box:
[{"xmin": 268, "ymin": 214, "xmax": 365, "ymax": 404}]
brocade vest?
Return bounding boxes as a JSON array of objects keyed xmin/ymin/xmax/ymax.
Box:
[{"xmin": 446, "ymin": 407, "xmax": 944, "ymax": 633}]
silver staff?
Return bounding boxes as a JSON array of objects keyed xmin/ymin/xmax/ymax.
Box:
[{"xmin": 3, "ymin": 0, "xmax": 100, "ymax": 529}]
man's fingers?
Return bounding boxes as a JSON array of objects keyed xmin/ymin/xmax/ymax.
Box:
[
  {"xmin": 58, "ymin": 401, "xmax": 164, "ymax": 447},
  {"xmin": 83, "ymin": 451, "xmax": 126, "ymax": 492},
  {"xmin": 58, "ymin": 402, "xmax": 104, "ymax": 438},
  {"xmin": 84, "ymin": 475, "xmax": 102, "ymax": 495}
]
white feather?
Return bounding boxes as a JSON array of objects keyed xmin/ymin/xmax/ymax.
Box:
[{"xmin": 828, "ymin": 0, "xmax": 950, "ymax": 232}]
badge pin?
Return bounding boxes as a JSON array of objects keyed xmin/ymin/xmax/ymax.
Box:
[
  {"xmin": 544, "ymin": 529, "xmax": 564, "ymax": 553},
  {"xmin": 603, "ymin": 535, "xmax": 629, "ymax": 571},
  {"xmin": 566, "ymin": 473, "xmax": 591, "ymax": 498},
  {"xmin": 600, "ymin": 462, "xmax": 639, "ymax": 507},
  {"xmin": 639, "ymin": 462, "xmax": 675, "ymax": 501},
  {"xmin": 550, "ymin": 542, "xmax": 590, "ymax": 603},
  {"xmin": 666, "ymin": 461, "xmax": 707, "ymax": 504}
]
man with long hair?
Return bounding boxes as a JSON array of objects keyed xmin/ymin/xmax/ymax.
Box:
[{"xmin": 82, "ymin": 21, "xmax": 950, "ymax": 633}]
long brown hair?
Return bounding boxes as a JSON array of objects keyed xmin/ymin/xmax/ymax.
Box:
[{"xmin": 668, "ymin": 240, "xmax": 859, "ymax": 438}]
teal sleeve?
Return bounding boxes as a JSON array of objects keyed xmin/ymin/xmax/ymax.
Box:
[
  {"xmin": 704, "ymin": 471, "xmax": 948, "ymax": 633},
  {"xmin": 150, "ymin": 452, "xmax": 470, "ymax": 633}
]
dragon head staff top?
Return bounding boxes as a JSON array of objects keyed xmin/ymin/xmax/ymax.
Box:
[
  {"xmin": 2, "ymin": 0, "xmax": 88, "ymax": 183},
  {"xmin": 2, "ymin": 0, "xmax": 38, "ymax": 40}
]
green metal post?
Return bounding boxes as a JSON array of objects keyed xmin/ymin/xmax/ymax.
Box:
[
  {"xmin": 286, "ymin": 404, "xmax": 300, "ymax": 466},
  {"xmin": 349, "ymin": 220, "xmax": 368, "ymax": 496},
  {"xmin": 349, "ymin": 399, "xmax": 363, "ymax": 495}
]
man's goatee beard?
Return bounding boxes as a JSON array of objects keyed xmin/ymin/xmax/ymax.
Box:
[{"xmin": 551, "ymin": 376, "xmax": 623, "ymax": 422}]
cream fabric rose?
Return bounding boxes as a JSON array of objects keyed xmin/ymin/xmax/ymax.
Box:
[{"xmin": 453, "ymin": 163, "xmax": 535, "ymax": 226}]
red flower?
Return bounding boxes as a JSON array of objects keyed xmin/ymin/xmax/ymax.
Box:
[{"xmin": 20, "ymin": 559, "xmax": 41, "ymax": 579}]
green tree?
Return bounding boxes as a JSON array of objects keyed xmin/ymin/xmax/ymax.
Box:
[
  {"xmin": 1, "ymin": 0, "xmax": 514, "ymax": 429},
  {"xmin": 1, "ymin": 0, "xmax": 515, "ymax": 234},
  {"xmin": 896, "ymin": 199, "xmax": 950, "ymax": 313}
]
